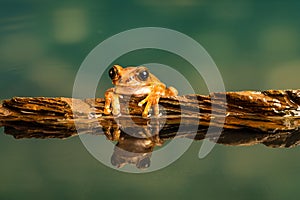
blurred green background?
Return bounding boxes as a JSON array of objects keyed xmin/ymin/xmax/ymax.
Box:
[{"xmin": 1, "ymin": 0, "xmax": 300, "ymax": 199}]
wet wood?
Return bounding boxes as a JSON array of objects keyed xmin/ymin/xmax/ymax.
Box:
[{"xmin": 1, "ymin": 90, "xmax": 300, "ymax": 148}]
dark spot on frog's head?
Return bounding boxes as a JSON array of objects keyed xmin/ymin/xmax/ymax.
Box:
[{"xmin": 137, "ymin": 69, "xmax": 149, "ymax": 81}]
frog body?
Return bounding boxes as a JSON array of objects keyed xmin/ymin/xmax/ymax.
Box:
[{"xmin": 104, "ymin": 65, "xmax": 178, "ymax": 117}]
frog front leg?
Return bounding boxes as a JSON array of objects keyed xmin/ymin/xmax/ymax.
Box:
[
  {"xmin": 138, "ymin": 84, "xmax": 165, "ymax": 117},
  {"xmin": 104, "ymin": 88, "xmax": 121, "ymax": 116},
  {"xmin": 138, "ymin": 85, "xmax": 178, "ymax": 117},
  {"xmin": 141, "ymin": 94, "xmax": 160, "ymax": 117}
]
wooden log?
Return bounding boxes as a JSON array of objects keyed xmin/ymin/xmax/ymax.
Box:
[{"xmin": 1, "ymin": 90, "xmax": 300, "ymax": 148}]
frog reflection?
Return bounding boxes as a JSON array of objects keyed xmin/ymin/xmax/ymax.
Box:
[
  {"xmin": 110, "ymin": 134, "xmax": 160, "ymax": 169},
  {"xmin": 103, "ymin": 114, "xmax": 164, "ymax": 169}
]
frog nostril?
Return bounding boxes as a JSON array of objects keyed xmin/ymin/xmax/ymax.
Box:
[{"xmin": 138, "ymin": 70, "xmax": 149, "ymax": 81}]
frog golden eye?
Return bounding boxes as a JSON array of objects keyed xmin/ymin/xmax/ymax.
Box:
[
  {"xmin": 109, "ymin": 67, "xmax": 118, "ymax": 80},
  {"xmin": 138, "ymin": 70, "xmax": 149, "ymax": 81}
]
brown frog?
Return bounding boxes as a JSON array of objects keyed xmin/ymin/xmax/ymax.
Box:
[{"xmin": 104, "ymin": 65, "xmax": 178, "ymax": 117}]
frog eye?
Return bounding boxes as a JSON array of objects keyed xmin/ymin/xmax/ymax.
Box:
[
  {"xmin": 109, "ymin": 67, "xmax": 118, "ymax": 80},
  {"xmin": 138, "ymin": 70, "xmax": 149, "ymax": 81},
  {"xmin": 136, "ymin": 157, "xmax": 150, "ymax": 169}
]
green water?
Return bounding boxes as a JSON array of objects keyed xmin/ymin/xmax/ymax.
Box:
[{"xmin": 1, "ymin": 1, "xmax": 300, "ymax": 199}]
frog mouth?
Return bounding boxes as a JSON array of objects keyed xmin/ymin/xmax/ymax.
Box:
[{"xmin": 115, "ymin": 85, "xmax": 151, "ymax": 95}]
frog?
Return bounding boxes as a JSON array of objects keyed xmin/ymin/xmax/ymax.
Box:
[
  {"xmin": 104, "ymin": 64, "xmax": 178, "ymax": 117},
  {"xmin": 110, "ymin": 135, "xmax": 155, "ymax": 169}
]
